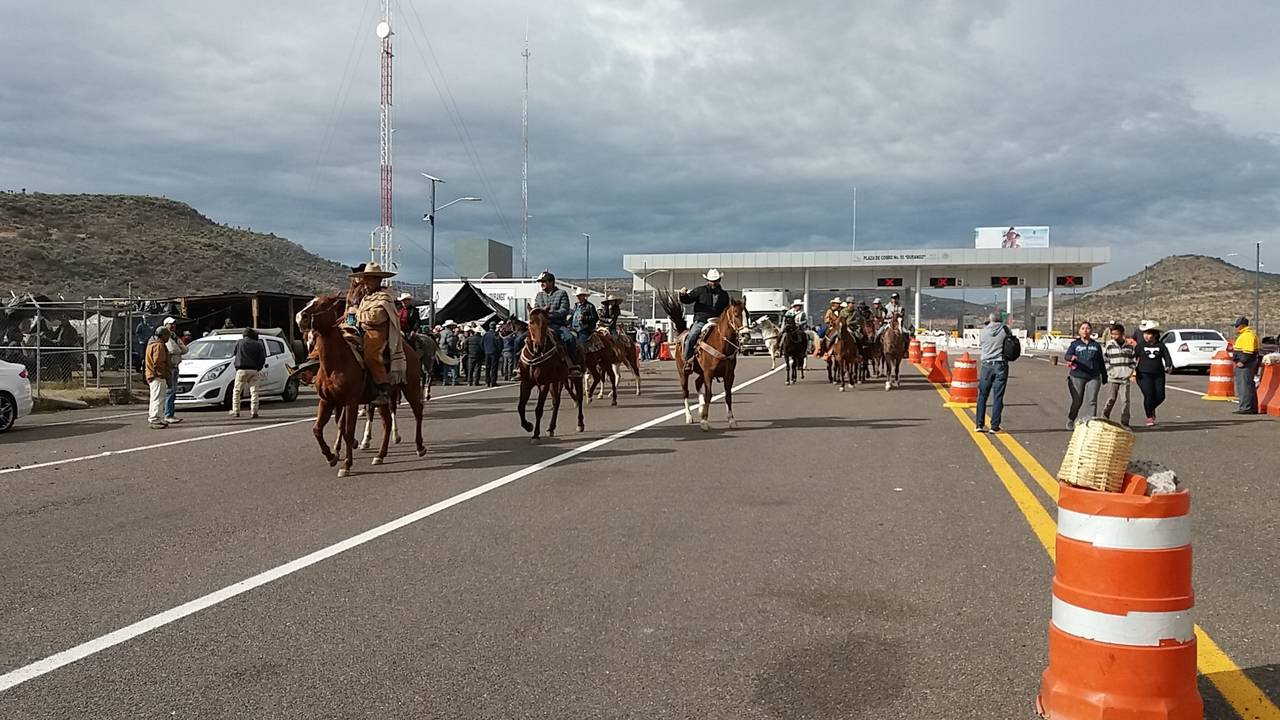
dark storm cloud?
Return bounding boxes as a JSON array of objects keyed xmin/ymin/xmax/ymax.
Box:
[{"xmin": 2, "ymin": 0, "xmax": 1278, "ymax": 286}]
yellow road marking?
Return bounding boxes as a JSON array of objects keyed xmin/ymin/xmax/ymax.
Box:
[{"xmin": 918, "ymin": 367, "xmax": 1280, "ymax": 719}]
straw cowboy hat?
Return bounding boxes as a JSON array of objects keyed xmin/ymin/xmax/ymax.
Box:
[
  {"xmin": 703, "ymin": 268, "xmax": 723, "ymax": 281},
  {"xmin": 443, "ymin": 319, "xmax": 457, "ymax": 327},
  {"xmin": 829, "ymin": 297, "xmax": 841, "ymax": 305},
  {"xmin": 397, "ymin": 292, "xmax": 413, "ymax": 302},
  {"xmin": 1138, "ymin": 320, "xmax": 1159, "ymax": 332},
  {"xmin": 575, "ymin": 288, "xmax": 591, "ymax": 297},
  {"xmin": 792, "ymin": 299, "xmax": 804, "ymax": 307},
  {"xmin": 351, "ymin": 261, "xmax": 396, "ymax": 279},
  {"xmin": 605, "ymin": 294, "xmax": 625, "ymax": 303}
]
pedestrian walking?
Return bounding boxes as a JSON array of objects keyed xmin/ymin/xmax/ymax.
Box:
[
  {"xmin": 1134, "ymin": 320, "xmax": 1174, "ymax": 426},
  {"xmin": 1101, "ymin": 323, "xmax": 1136, "ymax": 427},
  {"xmin": 230, "ymin": 327, "xmax": 266, "ymax": 418},
  {"xmin": 638, "ymin": 325, "xmax": 651, "ymax": 360},
  {"xmin": 482, "ymin": 324, "xmax": 502, "ymax": 387},
  {"xmin": 1064, "ymin": 321, "xmax": 1105, "ymax": 428},
  {"xmin": 1231, "ymin": 316, "xmax": 1261, "ymax": 414},
  {"xmin": 145, "ymin": 327, "xmax": 173, "ymax": 429},
  {"xmin": 162, "ymin": 317, "xmax": 187, "ymax": 424},
  {"xmin": 465, "ymin": 326, "xmax": 484, "ymax": 386},
  {"xmin": 974, "ymin": 313, "xmax": 1011, "ymax": 433}
]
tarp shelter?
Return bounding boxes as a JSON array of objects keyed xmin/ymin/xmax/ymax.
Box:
[
  {"xmin": 434, "ymin": 281, "xmax": 510, "ymax": 326},
  {"xmin": 177, "ymin": 291, "xmax": 313, "ymax": 341}
]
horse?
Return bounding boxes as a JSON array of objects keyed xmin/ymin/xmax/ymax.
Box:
[
  {"xmin": 753, "ymin": 316, "xmax": 782, "ymax": 369},
  {"xmin": 603, "ymin": 329, "xmax": 642, "ymax": 398},
  {"xmin": 296, "ymin": 294, "xmax": 426, "ymax": 477},
  {"xmin": 879, "ymin": 315, "xmax": 907, "ymax": 390},
  {"xmin": 583, "ymin": 330, "xmax": 621, "ymax": 406},
  {"xmin": 778, "ymin": 316, "xmax": 808, "ymax": 385},
  {"xmin": 518, "ymin": 308, "xmax": 584, "ymax": 441},
  {"xmin": 827, "ymin": 318, "xmax": 862, "ymax": 392},
  {"xmin": 857, "ymin": 318, "xmax": 883, "ymax": 384},
  {"xmin": 657, "ymin": 291, "xmax": 746, "ymax": 431}
]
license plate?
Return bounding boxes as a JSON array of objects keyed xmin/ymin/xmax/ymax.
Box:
[
  {"xmin": 176, "ymin": 382, "xmax": 194, "ymax": 394},
  {"xmin": 1198, "ymin": 347, "xmax": 1215, "ymax": 352}
]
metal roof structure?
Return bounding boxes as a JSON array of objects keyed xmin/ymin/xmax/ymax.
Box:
[{"xmin": 623, "ymin": 247, "xmax": 1111, "ymax": 331}]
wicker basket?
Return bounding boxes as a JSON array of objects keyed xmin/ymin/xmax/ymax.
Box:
[{"xmin": 1057, "ymin": 419, "xmax": 1135, "ymax": 492}]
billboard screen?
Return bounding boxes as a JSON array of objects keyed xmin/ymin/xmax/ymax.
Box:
[{"xmin": 974, "ymin": 226, "xmax": 1050, "ymax": 249}]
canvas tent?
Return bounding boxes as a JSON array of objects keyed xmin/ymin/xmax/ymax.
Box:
[{"xmin": 434, "ymin": 281, "xmax": 510, "ymax": 326}]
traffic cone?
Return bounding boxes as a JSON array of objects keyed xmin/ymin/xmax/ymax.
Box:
[
  {"xmin": 944, "ymin": 352, "xmax": 978, "ymax": 407},
  {"xmin": 908, "ymin": 336, "xmax": 922, "ymax": 363},
  {"xmin": 658, "ymin": 342, "xmax": 672, "ymax": 361},
  {"xmin": 920, "ymin": 342, "xmax": 937, "ymax": 370},
  {"xmin": 1201, "ymin": 350, "xmax": 1236, "ymax": 401},
  {"xmin": 1038, "ymin": 479, "xmax": 1201, "ymax": 719},
  {"xmin": 927, "ymin": 349, "xmax": 951, "ymax": 384}
]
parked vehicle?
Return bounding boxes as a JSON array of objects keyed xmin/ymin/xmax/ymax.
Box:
[
  {"xmin": 0, "ymin": 358, "xmax": 34, "ymax": 433},
  {"xmin": 174, "ymin": 329, "xmax": 299, "ymax": 409},
  {"xmin": 1160, "ymin": 328, "xmax": 1228, "ymax": 372}
]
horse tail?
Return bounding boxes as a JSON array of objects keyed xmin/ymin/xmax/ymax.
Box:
[{"xmin": 656, "ymin": 291, "xmax": 688, "ymax": 334}]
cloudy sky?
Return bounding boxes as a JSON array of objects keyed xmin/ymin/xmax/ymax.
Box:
[{"xmin": 2, "ymin": 0, "xmax": 1279, "ymax": 291}]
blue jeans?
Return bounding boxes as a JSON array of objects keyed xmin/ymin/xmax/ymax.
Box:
[
  {"xmin": 442, "ymin": 361, "xmax": 459, "ymax": 385},
  {"xmin": 555, "ymin": 325, "xmax": 577, "ymax": 359},
  {"xmin": 164, "ymin": 368, "xmax": 179, "ymax": 417},
  {"xmin": 975, "ymin": 361, "xmax": 1008, "ymax": 429},
  {"xmin": 685, "ymin": 320, "xmax": 706, "ymax": 362},
  {"xmin": 1235, "ymin": 364, "xmax": 1258, "ymax": 412}
]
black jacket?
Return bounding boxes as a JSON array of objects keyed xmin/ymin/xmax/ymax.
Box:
[
  {"xmin": 1134, "ymin": 338, "xmax": 1173, "ymax": 375},
  {"xmin": 465, "ymin": 334, "xmax": 485, "ymax": 359},
  {"xmin": 233, "ymin": 337, "xmax": 266, "ymax": 371},
  {"xmin": 678, "ymin": 284, "xmax": 731, "ymax": 322}
]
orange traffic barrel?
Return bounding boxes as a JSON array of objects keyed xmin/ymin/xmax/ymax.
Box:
[
  {"xmin": 944, "ymin": 351, "xmax": 978, "ymax": 407},
  {"xmin": 1257, "ymin": 363, "xmax": 1280, "ymax": 417},
  {"xmin": 1201, "ymin": 350, "xmax": 1236, "ymax": 401},
  {"xmin": 927, "ymin": 348, "xmax": 951, "ymax": 385},
  {"xmin": 1037, "ymin": 479, "xmax": 1201, "ymax": 719},
  {"xmin": 908, "ymin": 336, "xmax": 922, "ymax": 363},
  {"xmin": 920, "ymin": 342, "xmax": 937, "ymax": 370},
  {"xmin": 658, "ymin": 342, "xmax": 672, "ymax": 361}
]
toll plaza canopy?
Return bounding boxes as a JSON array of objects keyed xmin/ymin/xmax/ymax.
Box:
[{"xmin": 623, "ymin": 247, "xmax": 1110, "ymax": 331}]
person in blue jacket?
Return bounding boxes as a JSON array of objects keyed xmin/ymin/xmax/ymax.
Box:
[{"xmin": 1064, "ymin": 321, "xmax": 1106, "ymax": 428}]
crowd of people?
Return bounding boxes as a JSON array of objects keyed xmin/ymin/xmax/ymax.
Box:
[{"xmin": 972, "ymin": 313, "xmax": 1267, "ymax": 434}]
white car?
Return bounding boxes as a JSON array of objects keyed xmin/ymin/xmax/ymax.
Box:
[
  {"xmin": 1161, "ymin": 328, "xmax": 1228, "ymax": 372},
  {"xmin": 174, "ymin": 329, "xmax": 300, "ymax": 409},
  {"xmin": 0, "ymin": 358, "xmax": 34, "ymax": 433}
]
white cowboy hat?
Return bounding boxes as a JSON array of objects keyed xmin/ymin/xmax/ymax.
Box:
[
  {"xmin": 791, "ymin": 299, "xmax": 804, "ymax": 307},
  {"xmin": 397, "ymin": 292, "xmax": 413, "ymax": 302},
  {"xmin": 829, "ymin": 297, "xmax": 841, "ymax": 304},
  {"xmin": 443, "ymin": 319, "xmax": 457, "ymax": 327},
  {"xmin": 703, "ymin": 268, "xmax": 723, "ymax": 281},
  {"xmin": 575, "ymin": 288, "xmax": 591, "ymax": 297},
  {"xmin": 873, "ymin": 297, "xmax": 882, "ymax": 304},
  {"xmin": 163, "ymin": 317, "xmax": 176, "ymax": 325},
  {"xmin": 351, "ymin": 261, "xmax": 396, "ymax": 279},
  {"xmin": 605, "ymin": 294, "xmax": 624, "ymax": 302},
  {"xmin": 1138, "ymin": 320, "xmax": 1158, "ymax": 332},
  {"xmin": 842, "ymin": 302, "xmax": 850, "ymax": 308},
  {"xmin": 890, "ymin": 292, "xmax": 900, "ymax": 298}
]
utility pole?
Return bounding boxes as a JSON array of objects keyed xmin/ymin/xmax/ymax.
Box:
[
  {"xmin": 521, "ymin": 27, "xmax": 530, "ymax": 277},
  {"xmin": 583, "ymin": 233, "xmax": 591, "ymax": 291},
  {"xmin": 1256, "ymin": 241, "xmax": 1262, "ymax": 334},
  {"xmin": 373, "ymin": 1, "xmax": 395, "ymax": 276},
  {"xmin": 852, "ymin": 186, "xmax": 857, "ymax": 253}
]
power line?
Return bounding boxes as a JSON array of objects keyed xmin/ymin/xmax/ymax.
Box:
[{"xmin": 305, "ymin": 0, "xmax": 376, "ymax": 197}]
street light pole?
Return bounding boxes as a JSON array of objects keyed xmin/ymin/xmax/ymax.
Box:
[
  {"xmin": 420, "ymin": 172, "xmax": 480, "ymax": 328},
  {"xmin": 582, "ymin": 233, "xmax": 591, "ymax": 291},
  {"xmin": 1256, "ymin": 241, "xmax": 1262, "ymax": 333}
]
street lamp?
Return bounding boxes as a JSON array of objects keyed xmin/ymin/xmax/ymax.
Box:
[
  {"xmin": 637, "ymin": 262, "xmax": 664, "ymax": 319},
  {"xmin": 420, "ymin": 172, "xmax": 481, "ymax": 328},
  {"xmin": 582, "ymin": 233, "xmax": 591, "ymax": 291},
  {"xmin": 1255, "ymin": 241, "xmax": 1263, "ymax": 335}
]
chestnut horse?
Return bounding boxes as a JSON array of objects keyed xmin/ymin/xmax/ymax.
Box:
[
  {"xmin": 827, "ymin": 318, "xmax": 862, "ymax": 392},
  {"xmin": 657, "ymin": 291, "xmax": 746, "ymax": 431},
  {"xmin": 296, "ymin": 295, "xmax": 425, "ymax": 477},
  {"xmin": 879, "ymin": 315, "xmax": 907, "ymax": 390},
  {"xmin": 518, "ymin": 308, "xmax": 584, "ymax": 441}
]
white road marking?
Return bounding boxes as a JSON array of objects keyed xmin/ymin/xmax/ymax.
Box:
[
  {"xmin": 0, "ymin": 365, "xmax": 782, "ymax": 692},
  {"xmin": 0, "ymin": 384, "xmax": 513, "ymax": 478},
  {"xmin": 24, "ymin": 411, "xmax": 147, "ymax": 428}
]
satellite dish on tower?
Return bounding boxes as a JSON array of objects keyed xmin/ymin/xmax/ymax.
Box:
[{"xmin": 375, "ymin": 21, "xmax": 391, "ymax": 38}]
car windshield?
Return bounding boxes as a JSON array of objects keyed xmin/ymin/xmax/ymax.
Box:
[
  {"xmin": 185, "ymin": 339, "xmax": 237, "ymax": 360},
  {"xmin": 1181, "ymin": 331, "xmax": 1224, "ymax": 342}
]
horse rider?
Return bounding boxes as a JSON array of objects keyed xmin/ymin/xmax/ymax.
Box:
[
  {"xmin": 822, "ymin": 297, "xmax": 842, "ymax": 331},
  {"xmin": 782, "ymin": 299, "xmax": 809, "ymax": 331},
  {"xmin": 531, "ymin": 270, "xmax": 582, "ymax": 376},
  {"xmin": 397, "ymin": 293, "xmax": 421, "ymax": 335},
  {"xmin": 599, "ymin": 294, "xmax": 625, "ymax": 335},
  {"xmin": 571, "ymin": 289, "xmax": 600, "ymax": 355},
  {"xmin": 877, "ymin": 293, "xmax": 905, "ymax": 340},
  {"xmin": 346, "ymin": 262, "xmax": 405, "ymax": 406},
  {"xmin": 678, "ymin": 268, "xmax": 731, "ymax": 374}
]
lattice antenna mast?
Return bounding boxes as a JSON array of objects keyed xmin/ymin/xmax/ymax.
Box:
[
  {"xmin": 520, "ymin": 25, "xmax": 530, "ymax": 277},
  {"xmin": 373, "ymin": 1, "xmax": 395, "ymax": 274}
]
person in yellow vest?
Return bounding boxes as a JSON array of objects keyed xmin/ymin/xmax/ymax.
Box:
[
  {"xmin": 1231, "ymin": 316, "xmax": 1261, "ymax": 414},
  {"xmin": 347, "ymin": 262, "xmax": 406, "ymax": 406}
]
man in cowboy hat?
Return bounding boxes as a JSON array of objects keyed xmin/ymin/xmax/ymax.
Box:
[
  {"xmin": 599, "ymin": 294, "xmax": 625, "ymax": 335},
  {"xmin": 678, "ymin": 268, "xmax": 731, "ymax": 373},
  {"xmin": 782, "ymin": 299, "xmax": 810, "ymax": 330},
  {"xmin": 347, "ymin": 261, "xmax": 405, "ymax": 405},
  {"xmin": 161, "ymin": 317, "xmax": 187, "ymax": 424},
  {"xmin": 396, "ymin": 292, "xmax": 421, "ymax": 335},
  {"xmin": 822, "ymin": 297, "xmax": 842, "ymax": 330},
  {"xmin": 531, "ymin": 270, "xmax": 582, "ymax": 375},
  {"xmin": 572, "ymin": 289, "xmax": 600, "ymax": 353},
  {"xmin": 884, "ymin": 292, "xmax": 904, "ymax": 322}
]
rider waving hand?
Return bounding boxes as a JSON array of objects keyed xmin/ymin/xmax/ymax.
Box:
[{"xmin": 678, "ymin": 268, "xmax": 731, "ymax": 372}]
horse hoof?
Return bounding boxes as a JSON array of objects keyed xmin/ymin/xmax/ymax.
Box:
[
  {"xmin": 839, "ymin": 386, "xmax": 846, "ymax": 392},
  {"xmin": 547, "ymin": 429, "xmax": 555, "ymax": 437},
  {"xmin": 327, "ymin": 457, "xmax": 338, "ymax": 467},
  {"xmin": 530, "ymin": 437, "xmax": 539, "ymax": 445},
  {"xmin": 394, "ymin": 435, "xmax": 402, "ymax": 444},
  {"xmin": 577, "ymin": 424, "xmax": 585, "ymax": 432},
  {"xmin": 699, "ymin": 421, "xmax": 710, "ymax": 432},
  {"xmin": 358, "ymin": 442, "xmax": 370, "ymax": 451},
  {"xmin": 417, "ymin": 448, "xmax": 427, "ymax": 458},
  {"xmin": 610, "ymin": 400, "xmax": 617, "ymax": 406},
  {"xmin": 685, "ymin": 413, "xmax": 695, "ymax": 425},
  {"xmin": 372, "ymin": 457, "xmax": 384, "ymax": 466},
  {"xmin": 337, "ymin": 468, "xmax": 350, "ymax": 478},
  {"xmin": 521, "ymin": 421, "xmax": 534, "ymax": 433},
  {"xmin": 728, "ymin": 419, "xmax": 739, "ymax": 429},
  {"xmin": 885, "ymin": 381, "xmax": 892, "ymax": 391}
]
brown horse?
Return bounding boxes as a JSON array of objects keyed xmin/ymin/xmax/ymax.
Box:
[
  {"xmin": 518, "ymin": 308, "xmax": 584, "ymax": 441},
  {"xmin": 828, "ymin": 318, "xmax": 862, "ymax": 392},
  {"xmin": 657, "ymin": 291, "xmax": 746, "ymax": 431},
  {"xmin": 879, "ymin": 315, "xmax": 907, "ymax": 390},
  {"xmin": 857, "ymin": 318, "xmax": 883, "ymax": 384},
  {"xmin": 583, "ymin": 333, "xmax": 621, "ymax": 406},
  {"xmin": 778, "ymin": 315, "xmax": 808, "ymax": 385},
  {"xmin": 296, "ymin": 295, "xmax": 425, "ymax": 477}
]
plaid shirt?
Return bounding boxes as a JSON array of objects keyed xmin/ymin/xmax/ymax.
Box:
[{"xmin": 1103, "ymin": 339, "xmax": 1136, "ymax": 382}]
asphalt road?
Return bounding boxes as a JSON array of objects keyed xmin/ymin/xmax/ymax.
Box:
[{"xmin": 0, "ymin": 356, "xmax": 1276, "ymax": 719}]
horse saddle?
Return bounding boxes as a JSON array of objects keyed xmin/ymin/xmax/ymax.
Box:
[
  {"xmin": 584, "ymin": 331, "xmax": 607, "ymax": 353},
  {"xmin": 339, "ymin": 326, "xmax": 366, "ymax": 368}
]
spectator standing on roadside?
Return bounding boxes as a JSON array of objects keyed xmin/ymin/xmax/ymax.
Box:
[
  {"xmin": 145, "ymin": 327, "xmax": 173, "ymax": 429},
  {"xmin": 1134, "ymin": 320, "xmax": 1174, "ymax": 426},
  {"xmin": 162, "ymin": 317, "xmax": 187, "ymax": 425},
  {"xmin": 230, "ymin": 327, "xmax": 266, "ymax": 418},
  {"xmin": 638, "ymin": 325, "xmax": 651, "ymax": 360},
  {"xmin": 482, "ymin": 323, "xmax": 502, "ymax": 387},
  {"xmin": 1064, "ymin": 321, "xmax": 1105, "ymax": 428},
  {"xmin": 1231, "ymin": 316, "xmax": 1261, "ymax": 414},
  {"xmin": 974, "ymin": 313, "xmax": 1010, "ymax": 433},
  {"xmin": 1101, "ymin": 323, "xmax": 1136, "ymax": 427},
  {"xmin": 502, "ymin": 327, "xmax": 517, "ymax": 380},
  {"xmin": 440, "ymin": 320, "xmax": 459, "ymax": 386},
  {"xmin": 465, "ymin": 326, "xmax": 485, "ymax": 386}
]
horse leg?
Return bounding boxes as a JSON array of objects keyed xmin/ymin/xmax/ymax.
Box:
[
  {"xmin": 680, "ymin": 360, "xmax": 695, "ymax": 425},
  {"xmin": 313, "ymin": 398, "xmax": 338, "ymax": 467},
  {"xmin": 359, "ymin": 405, "xmax": 373, "ymax": 449},
  {"xmin": 547, "ymin": 381, "xmax": 562, "ymax": 437},
  {"xmin": 699, "ymin": 375, "xmax": 712, "ymax": 432},
  {"xmin": 404, "ymin": 384, "xmax": 427, "ymax": 457},
  {"xmin": 586, "ymin": 370, "xmax": 598, "ymax": 405},
  {"xmin": 372, "ymin": 402, "xmax": 391, "ymax": 466},
  {"xmin": 518, "ymin": 379, "xmax": 534, "ymax": 433},
  {"xmin": 609, "ymin": 366, "xmax": 617, "ymax": 406},
  {"xmin": 724, "ymin": 369, "xmax": 737, "ymax": 429},
  {"xmin": 531, "ymin": 386, "xmax": 548, "ymax": 442},
  {"xmin": 338, "ymin": 403, "xmax": 356, "ymax": 478},
  {"xmin": 574, "ymin": 375, "xmax": 585, "ymax": 432}
]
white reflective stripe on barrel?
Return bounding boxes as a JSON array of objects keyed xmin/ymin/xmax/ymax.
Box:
[
  {"xmin": 1208, "ymin": 376, "xmax": 1233, "ymax": 383},
  {"xmin": 1057, "ymin": 508, "xmax": 1190, "ymax": 550},
  {"xmin": 1052, "ymin": 597, "xmax": 1194, "ymax": 647},
  {"xmin": 950, "ymin": 381, "xmax": 978, "ymax": 389}
]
